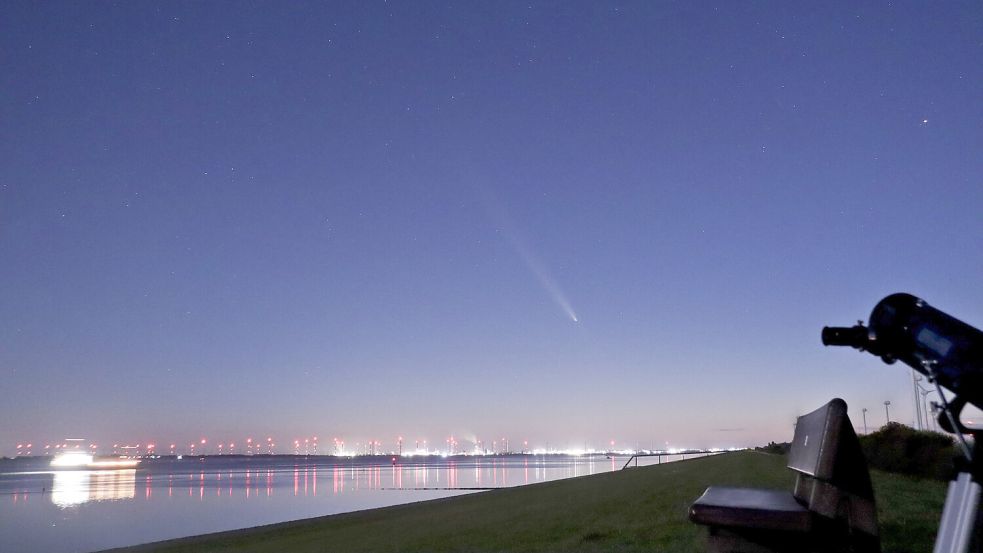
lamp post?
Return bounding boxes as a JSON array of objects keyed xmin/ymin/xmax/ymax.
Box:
[
  {"xmin": 918, "ymin": 385, "xmax": 938, "ymax": 432},
  {"xmin": 884, "ymin": 400, "xmax": 892, "ymax": 424},
  {"xmin": 862, "ymin": 408, "xmax": 868, "ymax": 434},
  {"xmin": 913, "ymin": 371, "xmax": 925, "ymax": 430}
]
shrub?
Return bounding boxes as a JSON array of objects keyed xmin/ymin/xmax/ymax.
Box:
[
  {"xmin": 859, "ymin": 422, "xmax": 957, "ymax": 480},
  {"xmin": 755, "ymin": 441, "xmax": 791, "ymax": 455}
]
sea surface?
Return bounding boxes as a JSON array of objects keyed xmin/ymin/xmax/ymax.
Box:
[{"xmin": 0, "ymin": 453, "xmax": 684, "ymax": 553}]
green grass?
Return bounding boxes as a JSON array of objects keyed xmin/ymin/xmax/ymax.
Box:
[{"xmin": 105, "ymin": 452, "xmax": 946, "ymax": 553}]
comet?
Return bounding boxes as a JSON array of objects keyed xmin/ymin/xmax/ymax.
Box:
[
  {"xmin": 479, "ymin": 187, "xmax": 579, "ymax": 323},
  {"xmin": 508, "ymin": 234, "xmax": 580, "ymax": 323}
]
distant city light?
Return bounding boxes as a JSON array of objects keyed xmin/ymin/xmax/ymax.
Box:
[{"xmin": 8, "ymin": 434, "xmax": 750, "ymax": 459}]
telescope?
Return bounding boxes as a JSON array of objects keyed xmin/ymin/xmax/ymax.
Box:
[
  {"xmin": 825, "ymin": 294, "xmax": 983, "ymax": 553},
  {"xmin": 822, "ymin": 293, "xmax": 983, "ymax": 410}
]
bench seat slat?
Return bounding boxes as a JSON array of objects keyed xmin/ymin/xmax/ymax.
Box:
[{"xmin": 689, "ymin": 487, "xmax": 812, "ymax": 532}]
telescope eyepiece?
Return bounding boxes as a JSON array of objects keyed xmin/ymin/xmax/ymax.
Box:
[{"xmin": 821, "ymin": 325, "xmax": 870, "ymax": 349}]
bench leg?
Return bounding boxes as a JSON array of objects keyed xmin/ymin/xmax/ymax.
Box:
[{"xmin": 848, "ymin": 531, "xmax": 881, "ymax": 553}]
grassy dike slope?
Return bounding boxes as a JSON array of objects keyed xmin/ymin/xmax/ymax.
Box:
[{"xmin": 109, "ymin": 452, "xmax": 945, "ymax": 553}]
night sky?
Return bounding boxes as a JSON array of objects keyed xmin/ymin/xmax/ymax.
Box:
[{"xmin": 2, "ymin": 2, "xmax": 981, "ymax": 455}]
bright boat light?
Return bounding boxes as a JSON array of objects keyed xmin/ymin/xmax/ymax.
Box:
[
  {"xmin": 50, "ymin": 451, "xmax": 141, "ymax": 469},
  {"xmin": 50, "ymin": 452, "xmax": 93, "ymax": 467}
]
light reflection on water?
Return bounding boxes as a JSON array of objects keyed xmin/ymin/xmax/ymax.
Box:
[
  {"xmin": 50, "ymin": 470, "xmax": 137, "ymax": 507},
  {"xmin": 0, "ymin": 454, "xmax": 697, "ymax": 553}
]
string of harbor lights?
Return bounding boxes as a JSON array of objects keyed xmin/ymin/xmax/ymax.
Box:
[{"xmin": 9, "ymin": 435, "xmax": 732, "ymax": 458}]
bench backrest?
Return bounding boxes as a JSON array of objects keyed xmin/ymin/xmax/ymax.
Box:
[{"xmin": 787, "ymin": 398, "xmax": 877, "ymax": 537}]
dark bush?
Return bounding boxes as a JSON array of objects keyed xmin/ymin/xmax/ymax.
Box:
[
  {"xmin": 755, "ymin": 441, "xmax": 791, "ymax": 455},
  {"xmin": 859, "ymin": 422, "xmax": 957, "ymax": 480}
]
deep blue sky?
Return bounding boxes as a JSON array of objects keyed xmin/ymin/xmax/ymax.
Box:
[{"xmin": 2, "ymin": 1, "xmax": 981, "ymax": 454}]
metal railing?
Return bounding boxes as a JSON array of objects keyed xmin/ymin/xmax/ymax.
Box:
[{"xmin": 621, "ymin": 449, "xmax": 714, "ymax": 470}]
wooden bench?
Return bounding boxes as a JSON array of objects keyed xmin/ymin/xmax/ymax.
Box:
[{"xmin": 689, "ymin": 398, "xmax": 880, "ymax": 553}]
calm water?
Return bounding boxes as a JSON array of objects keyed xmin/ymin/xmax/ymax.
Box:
[{"xmin": 0, "ymin": 454, "xmax": 682, "ymax": 553}]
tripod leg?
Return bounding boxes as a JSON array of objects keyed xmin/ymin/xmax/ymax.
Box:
[{"xmin": 933, "ymin": 473, "xmax": 981, "ymax": 553}]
